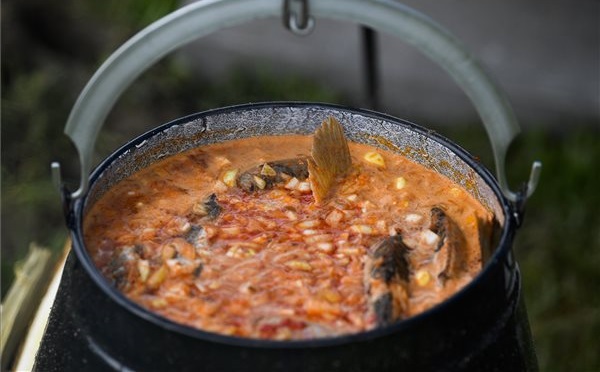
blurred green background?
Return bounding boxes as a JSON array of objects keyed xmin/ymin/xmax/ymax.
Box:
[{"xmin": 2, "ymin": 1, "xmax": 599, "ymax": 370}]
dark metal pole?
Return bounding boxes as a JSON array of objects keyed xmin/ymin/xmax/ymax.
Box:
[{"xmin": 361, "ymin": 26, "xmax": 380, "ymax": 110}]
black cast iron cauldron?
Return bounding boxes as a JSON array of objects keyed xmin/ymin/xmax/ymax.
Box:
[{"xmin": 41, "ymin": 1, "xmax": 541, "ymax": 371}]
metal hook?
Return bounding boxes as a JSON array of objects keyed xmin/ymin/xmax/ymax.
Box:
[
  {"xmin": 525, "ymin": 160, "xmax": 542, "ymax": 199},
  {"xmin": 510, "ymin": 160, "xmax": 542, "ymax": 226},
  {"xmin": 499, "ymin": 159, "xmax": 542, "ymax": 204},
  {"xmin": 51, "ymin": 161, "xmax": 76, "ymax": 227},
  {"xmin": 51, "ymin": 161, "xmax": 63, "ymax": 195},
  {"xmin": 284, "ymin": 0, "xmax": 315, "ymax": 36}
]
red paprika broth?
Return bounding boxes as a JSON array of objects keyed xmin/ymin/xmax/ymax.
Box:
[{"xmin": 84, "ymin": 135, "xmax": 493, "ymax": 340}]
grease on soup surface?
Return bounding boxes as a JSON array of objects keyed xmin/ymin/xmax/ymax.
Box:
[{"xmin": 84, "ymin": 135, "xmax": 493, "ymax": 340}]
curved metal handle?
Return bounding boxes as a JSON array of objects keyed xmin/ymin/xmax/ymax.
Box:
[{"xmin": 53, "ymin": 0, "xmax": 540, "ymax": 202}]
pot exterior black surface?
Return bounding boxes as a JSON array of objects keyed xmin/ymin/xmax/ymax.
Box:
[{"xmin": 37, "ymin": 104, "xmax": 537, "ymax": 371}]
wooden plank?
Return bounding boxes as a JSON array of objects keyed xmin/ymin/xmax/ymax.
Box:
[
  {"xmin": 13, "ymin": 246, "xmax": 69, "ymax": 371},
  {"xmin": 0, "ymin": 243, "xmax": 59, "ymax": 370}
]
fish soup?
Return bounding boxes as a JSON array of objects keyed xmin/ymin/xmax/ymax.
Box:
[{"xmin": 84, "ymin": 121, "xmax": 493, "ymax": 340}]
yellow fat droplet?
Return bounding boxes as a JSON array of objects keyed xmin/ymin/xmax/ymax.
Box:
[
  {"xmin": 415, "ymin": 270, "xmax": 431, "ymax": 286},
  {"xmin": 449, "ymin": 187, "xmax": 462, "ymax": 197},
  {"xmin": 364, "ymin": 151, "xmax": 385, "ymax": 167},
  {"xmin": 395, "ymin": 176, "xmax": 406, "ymax": 189},
  {"xmin": 285, "ymin": 260, "xmax": 313, "ymax": 271}
]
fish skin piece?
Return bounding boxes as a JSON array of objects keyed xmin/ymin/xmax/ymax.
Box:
[
  {"xmin": 203, "ymin": 193, "xmax": 222, "ymax": 219},
  {"xmin": 268, "ymin": 158, "xmax": 309, "ymax": 181},
  {"xmin": 108, "ymin": 245, "xmax": 139, "ymax": 291},
  {"xmin": 308, "ymin": 117, "xmax": 352, "ymax": 204},
  {"xmin": 191, "ymin": 193, "xmax": 222, "ymax": 219},
  {"xmin": 429, "ymin": 207, "xmax": 465, "ymax": 280},
  {"xmin": 370, "ymin": 235, "xmax": 411, "ymax": 282},
  {"xmin": 185, "ymin": 225, "xmax": 207, "ymax": 249},
  {"xmin": 430, "ymin": 207, "xmax": 449, "ymax": 252},
  {"xmin": 364, "ymin": 235, "xmax": 411, "ymax": 326},
  {"xmin": 373, "ymin": 293, "xmax": 395, "ymax": 325}
]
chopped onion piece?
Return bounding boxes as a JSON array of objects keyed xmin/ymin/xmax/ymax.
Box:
[
  {"xmin": 285, "ymin": 177, "xmax": 300, "ymax": 190},
  {"xmin": 420, "ymin": 229, "xmax": 440, "ymax": 247},
  {"xmin": 213, "ymin": 155, "xmax": 232, "ymax": 168},
  {"xmin": 221, "ymin": 226, "xmax": 242, "ymax": 236},
  {"xmin": 297, "ymin": 219, "xmax": 320, "ymax": 229},
  {"xmin": 222, "ymin": 169, "xmax": 238, "ymax": 187},
  {"xmin": 319, "ymin": 289, "xmax": 341, "ymax": 303},
  {"xmin": 284, "ymin": 210, "xmax": 298, "ymax": 221},
  {"xmin": 339, "ymin": 247, "xmax": 361, "ymax": 256},
  {"xmin": 147, "ymin": 265, "xmax": 168, "ymax": 289},
  {"xmin": 285, "ymin": 260, "xmax": 313, "ymax": 271},
  {"xmin": 325, "ymin": 209, "xmax": 343, "ymax": 227},
  {"xmin": 304, "ymin": 234, "xmax": 333, "ymax": 244},
  {"xmin": 350, "ymin": 224, "xmax": 374, "ymax": 235},
  {"xmin": 297, "ymin": 181, "xmax": 311, "ymax": 193},
  {"xmin": 253, "ymin": 176, "xmax": 267, "ymax": 189},
  {"xmin": 179, "ymin": 220, "xmax": 191, "ymax": 233},
  {"xmin": 315, "ymin": 242, "xmax": 335, "ymax": 253},
  {"xmin": 260, "ymin": 163, "xmax": 277, "ymax": 177},
  {"xmin": 405, "ymin": 213, "xmax": 423, "ymax": 224},
  {"xmin": 137, "ymin": 260, "xmax": 150, "ymax": 282}
]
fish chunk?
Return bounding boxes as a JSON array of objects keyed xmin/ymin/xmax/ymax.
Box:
[
  {"xmin": 429, "ymin": 207, "xmax": 464, "ymax": 280},
  {"xmin": 237, "ymin": 158, "xmax": 309, "ymax": 192},
  {"xmin": 364, "ymin": 235, "xmax": 411, "ymax": 326},
  {"xmin": 192, "ymin": 193, "xmax": 222, "ymax": 219},
  {"xmin": 185, "ymin": 225, "xmax": 208, "ymax": 250},
  {"xmin": 107, "ymin": 245, "xmax": 140, "ymax": 291}
]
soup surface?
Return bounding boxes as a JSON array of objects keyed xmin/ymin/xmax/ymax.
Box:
[{"xmin": 84, "ymin": 134, "xmax": 493, "ymax": 340}]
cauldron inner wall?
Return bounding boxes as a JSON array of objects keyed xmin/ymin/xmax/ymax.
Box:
[{"xmin": 85, "ymin": 105, "xmax": 504, "ymax": 224}]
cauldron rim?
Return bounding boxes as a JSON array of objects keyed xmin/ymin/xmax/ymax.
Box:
[{"xmin": 68, "ymin": 101, "xmax": 517, "ymax": 349}]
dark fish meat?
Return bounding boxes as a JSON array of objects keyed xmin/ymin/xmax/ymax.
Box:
[
  {"xmin": 237, "ymin": 158, "xmax": 309, "ymax": 192},
  {"xmin": 107, "ymin": 245, "xmax": 139, "ymax": 291},
  {"xmin": 429, "ymin": 207, "xmax": 465, "ymax": 280},
  {"xmin": 192, "ymin": 193, "xmax": 222, "ymax": 219},
  {"xmin": 364, "ymin": 235, "xmax": 411, "ymax": 326},
  {"xmin": 185, "ymin": 225, "xmax": 208, "ymax": 250},
  {"xmin": 429, "ymin": 207, "xmax": 448, "ymax": 252}
]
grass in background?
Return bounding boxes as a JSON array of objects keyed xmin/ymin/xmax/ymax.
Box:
[{"xmin": 510, "ymin": 130, "xmax": 600, "ymax": 369}]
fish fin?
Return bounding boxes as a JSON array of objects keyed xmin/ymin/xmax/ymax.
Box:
[{"xmin": 308, "ymin": 117, "xmax": 352, "ymax": 203}]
